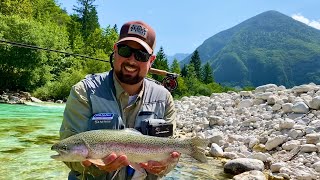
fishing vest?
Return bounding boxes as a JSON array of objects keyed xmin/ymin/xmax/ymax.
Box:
[{"xmin": 83, "ymin": 70, "xmax": 168, "ymax": 130}]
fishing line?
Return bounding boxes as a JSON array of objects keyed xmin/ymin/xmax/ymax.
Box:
[{"xmin": 0, "ymin": 39, "xmax": 109, "ymax": 62}]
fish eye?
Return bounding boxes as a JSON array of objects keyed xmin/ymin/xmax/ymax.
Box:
[{"xmin": 61, "ymin": 145, "xmax": 68, "ymax": 151}]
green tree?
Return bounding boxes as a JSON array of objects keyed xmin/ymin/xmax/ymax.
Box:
[
  {"xmin": 67, "ymin": 14, "xmax": 84, "ymax": 53},
  {"xmin": 152, "ymin": 46, "xmax": 169, "ymax": 81},
  {"xmin": 189, "ymin": 50, "xmax": 202, "ymax": 80},
  {"xmin": 170, "ymin": 58, "xmax": 181, "ymax": 74},
  {"xmin": 32, "ymin": 0, "xmax": 70, "ymax": 25},
  {"xmin": 202, "ymin": 62, "xmax": 214, "ymax": 84},
  {"xmin": 181, "ymin": 64, "xmax": 188, "ymax": 77},
  {"xmin": 113, "ymin": 24, "xmax": 118, "ymax": 32},
  {"xmin": 73, "ymin": 0, "xmax": 100, "ymax": 41},
  {"xmin": 171, "ymin": 77, "xmax": 188, "ymax": 98},
  {"xmin": 0, "ymin": 0, "xmax": 33, "ymax": 18},
  {"xmin": 184, "ymin": 64, "xmax": 197, "ymax": 89},
  {"xmin": 0, "ymin": 0, "xmax": 70, "ymax": 25}
]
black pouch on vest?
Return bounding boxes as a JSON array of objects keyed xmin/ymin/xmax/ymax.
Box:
[
  {"xmin": 88, "ymin": 113, "xmax": 125, "ymax": 130},
  {"xmin": 140, "ymin": 119, "xmax": 173, "ymax": 137}
]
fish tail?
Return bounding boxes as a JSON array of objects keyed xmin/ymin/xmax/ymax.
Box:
[{"xmin": 190, "ymin": 137, "xmax": 209, "ymax": 163}]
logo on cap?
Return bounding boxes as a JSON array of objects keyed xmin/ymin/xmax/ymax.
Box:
[{"xmin": 128, "ymin": 24, "xmax": 148, "ymax": 38}]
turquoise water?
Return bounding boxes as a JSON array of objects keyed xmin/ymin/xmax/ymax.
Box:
[{"xmin": 0, "ymin": 103, "xmax": 231, "ymax": 180}]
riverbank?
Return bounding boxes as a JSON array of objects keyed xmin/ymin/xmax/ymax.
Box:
[
  {"xmin": 175, "ymin": 83, "xmax": 320, "ymax": 179},
  {"xmin": 0, "ymin": 90, "xmax": 64, "ymax": 104}
]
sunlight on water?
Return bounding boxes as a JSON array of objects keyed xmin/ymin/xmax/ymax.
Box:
[{"xmin": 0, "ymin": 103, "xmax": 231, "ymax": 180}]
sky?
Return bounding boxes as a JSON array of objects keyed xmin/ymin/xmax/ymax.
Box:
[{"xmin": 57, "ymin": 0, "xmax": 320, "ymax": 56}]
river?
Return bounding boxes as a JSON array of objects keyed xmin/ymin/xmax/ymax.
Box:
[{"xmin": 0, "ymin": 103, "xmax": 232, "ymax": 180}]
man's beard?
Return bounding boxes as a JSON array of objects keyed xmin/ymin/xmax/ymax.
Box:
[{"xmin": 115, "ymin": 64, "xmax": 144, "ymax": 85}]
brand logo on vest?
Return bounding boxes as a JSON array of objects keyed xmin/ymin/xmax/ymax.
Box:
[{"xmin": 92, "ymin": 113, "xmax": 114, "ymax": 120}]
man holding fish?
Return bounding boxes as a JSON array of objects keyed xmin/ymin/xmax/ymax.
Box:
[{"xmin": 54, "ymin": 20, "xmax": 208, "ymax": 180}]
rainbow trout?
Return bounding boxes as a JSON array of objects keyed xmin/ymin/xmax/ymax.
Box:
[{"xmin": 51, "ymin": 129, "xmax": 209, "ymax": 165}]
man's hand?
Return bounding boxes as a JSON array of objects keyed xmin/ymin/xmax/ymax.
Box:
[
  {"xmin": 81, "ymin": 152, "xmax": 130, "ymax": 172},
  {"xmin": 139, "ymin": 152, "xmax": 180, "ymax": 176}
]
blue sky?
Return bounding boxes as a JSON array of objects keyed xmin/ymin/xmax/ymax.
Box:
[{"xmin": 57, "ymin": 0, "xmax": 320, "ymax": 56}]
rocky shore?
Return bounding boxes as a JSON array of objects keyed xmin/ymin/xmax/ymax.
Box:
[
  {"xmin": 0, "ymin": 90, "xmax": 63, "ymax": 104},
  {"xmin": 174, "ymin": 83, "xmax": 320, "ymax": 180}
]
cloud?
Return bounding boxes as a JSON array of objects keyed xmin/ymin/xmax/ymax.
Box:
[{"xmin": 292, "ymin": 14, "xmax": 320, "ymax": 30}]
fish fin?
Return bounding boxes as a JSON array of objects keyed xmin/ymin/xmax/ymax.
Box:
[
  {"xmin": 190, "ymin": 137, "xmax": 209, "ymax": 163},
  {"xmin": 123, "ymin": 128, "xmax": 142, "ymax": 135},
  {"xmin": 87, "ymin": 159, "xmax": 106, "ymax": 166}
]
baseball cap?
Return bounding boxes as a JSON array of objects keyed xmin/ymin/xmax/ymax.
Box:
[{"xmin": 116, "ymin": 21, "xmax": 156, "ymax": 54}]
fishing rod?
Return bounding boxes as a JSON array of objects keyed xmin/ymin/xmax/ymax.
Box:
[{"xmin": 0, "ymin": 39, "xmax": 179, "ymax": 91}]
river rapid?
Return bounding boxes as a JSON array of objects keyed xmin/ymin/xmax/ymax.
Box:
[{"xmin": 0, "ymin": 103, "xmax": 231, "ymax": 180}]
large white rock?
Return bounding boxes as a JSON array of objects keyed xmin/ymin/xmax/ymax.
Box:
[
  {"xmin": 223, "ymin": 152, "xmax": 239, "ymax": 159},
  {"xmin": 238, "ymin": 99, "xmax": 253, "ymax": 108},
  {"xmin": 30, "ymin": 97, "xmax": 43, "ymax": 103},
  {"xmin": 306, "ymin": 133, "xmax": 320, "ymax": 144},
  {"xmin": 271, "ymin": 162, "xmax": 287, "ymax": 173},
  {"xmin": 248, "ymin": 152, "xmax": 271, "ymax": 162},
  {"xmin": 282, "ymin": 103, "xmax": 293, "ymax": 113},
  {"xmin": 265, "ymin": 135, "xmax": 287, "ymax": 150},
  {"xmin": 255, "ymin": 92, "xmax": 273, "ymax": 100},
  {"xmin": 300, "ymin": 144, "xmax": 318, "ymax": 153},
  {"xmin": 208, "ymin": 132, "xmax": 224, "ymax": 145},
  {"xmin": 267, "ymin": 95, "xmax": 278, "ymax": 105},
  {"xmin": 240, "ymin": 91, "xmax": 253, "ymax": 97},
  {"xmin": 292, "ymin": 102, "xmax": 309, "ymax": 114},
  {"xmin": 282, "ymin": 140, "xmax": 301, "ymax": 151},
  {"xmin": 233, "ymin": 170, "xmax": 266, "ymax": 180},
  {"xmin": 311, "ymin": 161, "xmax": 320, "ymax": 172},
  {"xmin": 210, "ymin": 143, "xmax": 224, "ymax": 157},
  {"xmin": 279, "ymin": 118, "xmax": 295, "ymax": 129},
  {"xmin": 255, "ymin": 84, "xmax": 278, "ymax": 93},
  {"xmin": 292, "ymin": 84, "xmax": 314, "ymax": 93},
  {"xmin": 272, "ymin": 104, "xmax": 282, "ymax": 111},
  {"xmin": 309, "ymin": 96, "xmax": 320, "ymax": 110}
]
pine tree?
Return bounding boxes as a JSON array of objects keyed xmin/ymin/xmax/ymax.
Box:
[
  {"xmin": 152, "ymin": 46, "xmax": 169, "ymax": 81},
  {"xmin": 181, "ymin": 64, "xmax": 188, "ymax": 77},
  {"xmin": 189, "ymin": 50, "xmax": 202, "ymax": 80},
  {"xmin": 73, "ymin": 0, "xmax": 100, "ymax": 41},
  {"xmin": 113, "ymin": 24, "xmax": 118, "ymax": 32},
  {"xmin": 202, "ymin": 62, "xmax": 214, "ymax": 84},
  {"xmin": 170, "ymin": 58, "xmax": 181, "ymax": 74}
]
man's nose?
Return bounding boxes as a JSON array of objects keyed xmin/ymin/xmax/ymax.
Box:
[{"xmin": 127, "ymin": 52, "xmax": 137, "ymax": 61}]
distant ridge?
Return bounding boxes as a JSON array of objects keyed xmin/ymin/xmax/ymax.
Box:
[
  {"xmin": 181, "ymin": 10, "xmax": 320, "ymax": 87},
  {"xmin": 167, "ymin": 53, "xmax": 189, "ymax": 65}
]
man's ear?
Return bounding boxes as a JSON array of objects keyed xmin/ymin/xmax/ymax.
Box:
[{"xmin": 149, "ymin": 55, "xmax": 156, "ymax": 66}]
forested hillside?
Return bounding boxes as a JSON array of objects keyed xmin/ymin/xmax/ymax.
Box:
[
  {"xmin": 0, "ymin": 0, "xmax": 230, "ymax": 100},
  {"xmin": 182, "ymin": 10, "xmax": 320, "ymax": 87},
  {"xmin": 0, "ymin": 0, "xmax": 118, "ymax": 100}
]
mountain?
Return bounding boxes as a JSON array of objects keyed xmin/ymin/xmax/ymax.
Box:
[
  {"xmin": 181, "ymin": 10, "xmax": 320, "ymax": 87},
  {"xmin": 167, "ymin": 53, "xmax": 189, "ymax": 65}
]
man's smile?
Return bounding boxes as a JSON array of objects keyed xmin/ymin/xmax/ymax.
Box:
[{"xmin": 124, "ymin": 65, "xmax": 137, "ymax": 72}]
